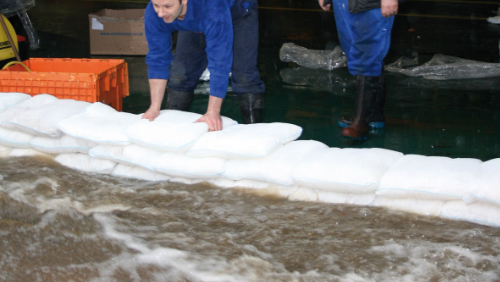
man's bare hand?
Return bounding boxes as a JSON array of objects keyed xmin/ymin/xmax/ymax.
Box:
[
  {"xmin": 143, "ymin": 79, "xmax": 167, "ymax": 121},
  {"xmin": 196, "ymin": 95, "xmax": 224, "ymax": 131},
  {"xmin": 142, "ymin": 107, "xmax": 160, "ymax": 121},
  {"xmin": 381, "ymin": 0, "xmax": 398, "ymax": 17},
  {"xmin": 195, "ymin": 110, "xmax": 223, "ymax": 131},
  {"xmin": 318, "ymin": 0, "xmax": 331, "ymax": 11}
]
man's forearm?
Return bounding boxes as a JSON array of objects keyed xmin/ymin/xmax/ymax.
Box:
[
  {"xmin": 148, "ymin": 79, "xmax": 168, "ymax": 111},
  {"xmin": 207, "ymin": 95, "xmax": 223, "ymax": 115}
]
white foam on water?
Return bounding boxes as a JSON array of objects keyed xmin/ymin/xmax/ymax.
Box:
[
  {"xmin": 0, "ymin": 144, "xmax": 11, "ymax": 157},
  {"xmin": 1, "ymin": 166, "xmax": 500, "ymax": 282},
  {"xmin": 92, "ymin": 213, "xmax": 253, "ymax": 282},
  {"xmin": 366, "ymin": 240, "xmax": 500, "ymax": 282}
]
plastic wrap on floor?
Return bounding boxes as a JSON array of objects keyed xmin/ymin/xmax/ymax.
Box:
[
  {"xmin": 0, "ymin": 0, "xmax": 39, "ymax": 49},
  {"xmin": 279, "ymin": 43, "xmax": 347, "ymax": 71},
  {"xmin": 1, "ymin": 92, "xmax": 500, "ymax": 227},
  {"xmin": 280, "ymin": 67, "xmax": 354, "ymax": 94},
  {"xmin": 0, "ymin": 0, "xmax": 35, "ymax": 18},
  {"xmin": 487, "ymin": 15, "xmax": 500, "ymax": 24},
  {"xmin": 385, "ymin": 54, "xmax": 500, "ymax": 80}
]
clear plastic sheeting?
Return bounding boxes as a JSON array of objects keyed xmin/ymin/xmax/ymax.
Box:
[
  {"xmin": 0, "ymin": 0, "xmax": 35, "ymax": 18},
  {"xmin": 280, "ymin": 67, "xmax": 354, "ymax": 94},
  {"xmin": 198, "ymin": 68, "xmax": 231, "ymax": 82},
  {"xmin": 396, "ymin": 75, "xmax": 500, "ymax": 91},
  {"xmin": 385, "ymin": 54, "xmax": 500, "ymax": 80},
  {"xmin": 279, "ymin": 43, "xmax": 347, "ymax": 71},
  {"xmin": 199, "ymin": 68, "xmax": 210, "ymax": 81},
  {"xmin": 487, "ymin": 16, "xmax": 500, "ymax": 24},
  {"xmin": 0, "ymin": 0, "xmax": 39, "ymax": 50},
  {"xmin": 487, "ymin": 7, "xmax": 500, "ymax": 24}
]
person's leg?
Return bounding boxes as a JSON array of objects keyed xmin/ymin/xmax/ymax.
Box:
[
  {"xmin": 332, "ymin": 0, "xmax": 394, "ymax": 138},
  {"xmin": 167, "ymin": 31, "xmax": 208, "ymax": 110},
  {"xmin": 337, "ymin": 73, "xmax": 386, "ymax": 129},
  {"xmin": 231, "ymin": 0, "xmax": 265, "ymax": 124}
]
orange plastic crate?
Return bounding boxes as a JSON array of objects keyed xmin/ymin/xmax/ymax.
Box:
[{"xmin": 0, "ymin": 58, "xmax": 129, "ymax": 111}]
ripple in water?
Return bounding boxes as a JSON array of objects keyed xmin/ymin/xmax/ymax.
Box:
[{"xmin": 1, "ymin": 157, "xmax": 499, "ymax": 282}]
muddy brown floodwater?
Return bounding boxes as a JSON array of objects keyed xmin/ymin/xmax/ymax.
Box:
[{"xmin": 1, "ymin": 156, "xmax": 499, "ymax": 282}]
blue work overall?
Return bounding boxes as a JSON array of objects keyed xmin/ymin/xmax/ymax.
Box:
[{"xmin": 168, "ymin": 0, "xmax": 265, "ymax": 96}]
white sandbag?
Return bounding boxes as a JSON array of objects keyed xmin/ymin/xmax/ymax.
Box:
[
  {"xmin": 288, "ymin": 187, "xmax": 320, "ymax": 202},
  {"xmin": 317, "ymin": 190, "xmax": 375, "ymax": 206},
  {"xmin": 208, "ymin": 178, "xmax": 273, "ymax": 190},
  {"xmin": 125, "ymin": 110, "xmax": 237, "ymax": 152},
  {"xmin": 30, "ymin": 135, "xmax": 97, "ymax": 154},
  {"xmin": 0, "ymin": 127, "xmax": 34, "ymax": 148},
  {"xmin": 111, "ymin": 164, "xmax": 170, "ymax": 182},
  {"xmin": 223, "ymin": 140, "xmax": 328, "ymax": 185},
  {"xmin": 376, "ymin": 155, "xmax": 482, "ymax": 201},
  {"xmin": 58, "ymin": 102, "xmax": 141, "ymax": 145},
  {"xmin": 441, "ymin": 200, "xmax": 500, "ymax": 227},
  {"xmin": 0, "ymin": 145, "xmax": 11, "ymax": 157},
  {"xmin": 289, "ymin": 187, "xmax": 376, "ymax": 206},
  {"xmin": 371, "ymin": 197, "xmax": 445, "ymax": 216},
  {"xmin": 55, "ymin": 153, "xmax": 116, "ymax": 174},
  {"xmin": 0, "ymin": 92, "xmax": 31, "ymax": 112},
  {"xmin": 154, "ymin": 152, "xmax": 226, "ymax": 179},
  {"xmin": 292, "ymin": 148, "xmax": 403, "ymax": 194},
  {"xmin": 187, "ymin": 123, "xmax": 303, "ymax": 158},
  {"xmin": 464, "ymin": 158, "xmax": 500, "ymax": 206},
  {"xmin": 167, "ymin": 177, "xmax": 205, "ymax": 185},
  {"xmin": 89, "ymin": 144, "xmax": 162, "ymax": 171},
  {"xmin": 9, "ymin": 148, "xmax": 53, "ymax": 159},
  {"xmin": 0, "ymin": 94, "xmax": 90, "ymax": 137}
]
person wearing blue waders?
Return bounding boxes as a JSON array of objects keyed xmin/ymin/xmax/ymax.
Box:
[
  {"xmin": 319, "ymin": 0, "xmax": 398, "ymax": 140},
  {"xmin": 142, "ymin": 0, "xmax": 265, "ymax": 131}
]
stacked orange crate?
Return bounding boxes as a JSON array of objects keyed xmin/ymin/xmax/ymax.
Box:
[{"xmin": 0, "ymin": 58, "xmax": 129, "ymax": 111}]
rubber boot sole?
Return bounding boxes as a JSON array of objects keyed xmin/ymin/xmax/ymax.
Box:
[
  {"xmin": 340, "ymin": 127, "xmax": 368, "ymax": 140},
  {"xmin": 338, "ymin": 119, "xmax": 385, "ymax": 129}
]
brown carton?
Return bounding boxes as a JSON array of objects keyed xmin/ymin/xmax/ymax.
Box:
[{"xmin": 89, "ymin": 9, "xmax": 148, "ymax": 55}]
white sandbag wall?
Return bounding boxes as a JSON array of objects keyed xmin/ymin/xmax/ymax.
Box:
[{"xmin": 1, "ymin": 92, "xmax": 500, "ymax": 227}]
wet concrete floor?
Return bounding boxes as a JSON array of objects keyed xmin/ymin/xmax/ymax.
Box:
[{"xmin": 16, "ymin": 0, "xmax": 500, "ymax": 160}]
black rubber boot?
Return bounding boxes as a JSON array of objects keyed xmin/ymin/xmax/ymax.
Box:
[
  {"xmin": 341, "ymin": 75, "xmax": 379, "ymax": 140},
  {"xmin": 166, "ymin": 88, "xmax": 194, "ymax": 111},
  {"xmin": 370, "ymin": 74, "xmax": 386, "ymax": 124},
  {"xmin": 338, "ymin": 74, "xmax": 385, "ymax": 129},
  {"xmin": 237, "ymin": 93, "xmax": 264, "ymax": 124}
]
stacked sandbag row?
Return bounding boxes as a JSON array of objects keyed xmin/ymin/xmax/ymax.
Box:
[{"xmin": 0, "ymin": 92, "xmax": 499, "ymax": 227}]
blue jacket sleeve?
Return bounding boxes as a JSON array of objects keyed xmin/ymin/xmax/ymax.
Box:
[
  {"xmin": 145, "ymin": 3, "xmax": 173, "ymax": 80},
  {"xmin": 203, "ymin": 3, "xmax": 233, "ymax": 99}
]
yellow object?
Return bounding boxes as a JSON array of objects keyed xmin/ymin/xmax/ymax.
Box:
[
  {"xmin": 2, "ymin": 61, "xmax": 31, "ymax": 72},
  {"xmin": 0, "ymin": 15, "xmax": 18, "ymax": 61}
]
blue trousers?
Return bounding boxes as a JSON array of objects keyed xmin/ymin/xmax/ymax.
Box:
[
  {"xmin": 333, "ymin": 0, "xmax": 395, "ymax": 76},
  {"xmin": 168, "ymin": 0, "xmax": 265, "ymax": 95}
]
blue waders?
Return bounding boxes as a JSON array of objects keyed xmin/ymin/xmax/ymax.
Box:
[{"xmin": 332, "ymin": 0, "xmax": 394, "ymax": 139}]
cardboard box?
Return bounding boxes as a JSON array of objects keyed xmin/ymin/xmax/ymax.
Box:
[{"xmin": 89, "ymin": 9, "xmax": 148, "ymax": 55}]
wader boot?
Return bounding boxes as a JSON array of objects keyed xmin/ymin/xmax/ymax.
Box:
[
  {"xmin": 237, "ymin": 93, "xmax": 264, "ymax": 124},
  {"xmin": 340, "ymin": 75, "xmax": 380, "ymax": 140},
  {"xmin": 338, "ymin": 74, "xmax": 385, "ymax": 129},
  {"xmin": 166, "ymin": 88, "xmax": 194, "ymax": 111}
]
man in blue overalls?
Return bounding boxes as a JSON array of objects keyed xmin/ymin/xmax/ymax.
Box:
[
  {"xmin": 319, "ymin": 0, "xmax": 398, "ymax": 140},
  {"xmin": 142, "ymin": 0, "xmax": 265, "ymax": 131}
]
